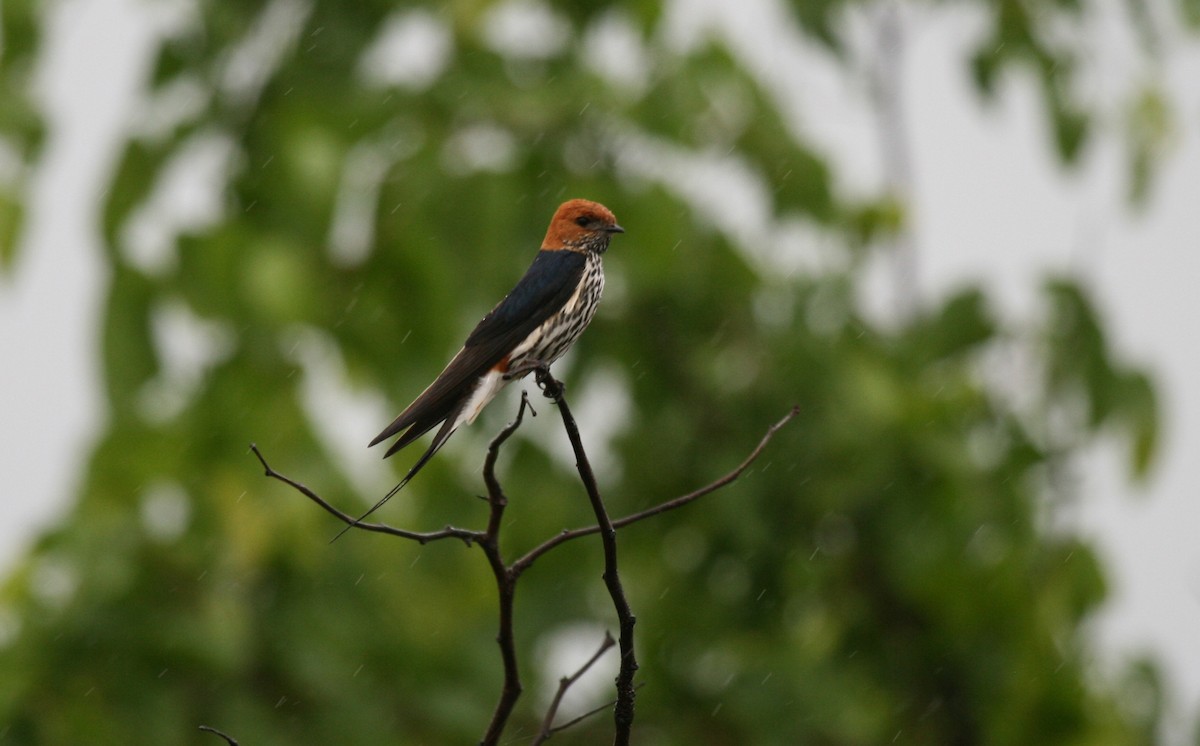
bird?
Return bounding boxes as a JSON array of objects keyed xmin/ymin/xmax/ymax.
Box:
[{"xmin": 352, "ymin": 199, "xmax": 623, "ymax": 528}]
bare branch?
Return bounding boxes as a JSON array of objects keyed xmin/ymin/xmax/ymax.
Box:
[
  {"xmin": 513, "ymin": 406, "xmax": 800, "ymax": 574},
  {"xmin": 533, "ymin": 632, "xmax": 616, "ymax": 745},
  {"xmin": 545, "ymin": 683, "xmax": 646, "ymax": 739},
  {"xmin": 249, "ymin": 444, "xmax": 483, "ymax": 546},
  {"xmin": 251, "ymin": 397, "xmax": 536, "ymax": 746},
  {"xmin": 198, "ymin": 725, "xmax": 239, "ymax": 746},
  {"xmin": 478, "ymin": 393, "xmax": 533, "ymax": 746},
  {"xmin": 251, "ymin": 374, "xmax": 798, "ymax": 746},
  {"xmin": 534, "ymin": 367, "xmax": 638, "ymax": 746}
]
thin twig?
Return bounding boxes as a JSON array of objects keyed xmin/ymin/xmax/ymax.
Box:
[
  {"xmin": 513, "ymin": 406, "xmax": 800, "ymax": 574},
  {"xmin": 534, "ymin": 368, "xmax": 637, "ymax": 746},
  {"xmin": 249, "ymin": 444, "xmax": 483, "ymax": 545},
  {"xmin": 198, "ymin": 725, "xmax": 239, "ymax": 746},
  {"xmin": 533, "ymin": 632, "xmax": 616, "ymax": 745},
  {"xmin": 546, "ymin": 683, "xmax": 647, "ymax": 738}
]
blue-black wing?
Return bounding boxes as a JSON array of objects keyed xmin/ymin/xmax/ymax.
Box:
[
  {"xmin": 462, "ymin": 249, "xmax": 587, "ymax": 349},
  {"xmin": 370, "ymin": 249, "xmax": 586, "ymax": 456}
]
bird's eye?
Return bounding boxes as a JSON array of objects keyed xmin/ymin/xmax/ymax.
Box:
[{"xmin": 574, "ymin": 216, "xmax": 591, "ymax": 227}]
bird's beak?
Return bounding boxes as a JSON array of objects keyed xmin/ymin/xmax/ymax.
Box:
[{"xmin": 605, "ymin": 224, "xmax": 625, "ymax": 234}]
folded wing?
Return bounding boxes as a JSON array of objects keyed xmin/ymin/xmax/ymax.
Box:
[{"xmin": 370, "ymin": 249, "xmax": 587, "ymax": 457}]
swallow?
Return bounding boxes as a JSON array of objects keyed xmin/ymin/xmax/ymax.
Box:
[{"xmin": 352, "ymin": 199, "xmax": 623, "ymax": 528}]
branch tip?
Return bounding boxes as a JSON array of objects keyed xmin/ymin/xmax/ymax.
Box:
[
  {"xmin": 248, "ymin": 443, "xmax": 274, "ymax": 476},
  {"xmin": 198, "ymin": 725, "xmax": 240, "ymax": 746}
]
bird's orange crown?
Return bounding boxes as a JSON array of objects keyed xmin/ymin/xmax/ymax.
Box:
[{"xmin": 541, "ymin": 199, "xmax": 623, "ymax": 251}]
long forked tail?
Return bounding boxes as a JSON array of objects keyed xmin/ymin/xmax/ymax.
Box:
[{"xmin": 330, "ymin": 414, "xmax": 460, "ymax": 542}]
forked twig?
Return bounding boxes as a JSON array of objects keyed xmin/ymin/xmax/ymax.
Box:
[
  {"xmin": 544, "ymin": 683, "xmax": 647, "ymax": 739},
  {"xmin": 251, "ymin": 392, "xmax": 535, "ymax": 746},
  {"xmin": 533, "ymin": 632, "xmax": 616, "ymax": 745},
  {"xmin": 252, "ymin": 381, "xmax": 797, "ymax": 745},
  {"xmin": 513, "ymin": 406, "xmax": 800, "ymax": 576}
]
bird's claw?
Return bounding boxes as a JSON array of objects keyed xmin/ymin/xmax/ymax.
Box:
[{"xmin": 532, "ymin": 365, "xmax": 565, "ymax": 399}]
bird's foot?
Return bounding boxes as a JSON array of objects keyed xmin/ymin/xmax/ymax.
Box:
[{"xmin": 532, "ymin": 365, "xmax": 565, "ymax": 400}]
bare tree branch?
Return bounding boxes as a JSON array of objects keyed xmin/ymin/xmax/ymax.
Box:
[
  {"xmin": 249, "ymin": 444, "xmax": 484, "ymax": 546},
  {"xmin": 253, "ymin": 395, "xmax": 539, "ymax": 746},
  {"xmin": 198, "ymin": 725, "xmax": 239, "ymax": 745},
  {"xmin": 478, "ymin": 392, "xmax": 532, "ymax": 746},
  {"xmin": 533, "ymin": 367, "xmax": 637, "ymax": 746},
  {"xmin": 543, "ymin": 683, "xmax": 647, "ymax": 740},
  {"xmin": 513, "ymin": 406, "xmax": 800, "ymax": 574},
  {"xmin": 532, "ymin": 632, "xmax": 616, "ymax": 746},
  {"xmin": 252, "ymin": 377, "xmax": 797, "ymax": 746}
]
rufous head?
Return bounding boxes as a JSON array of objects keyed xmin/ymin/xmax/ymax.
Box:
[{"xmin": 541, "ymin": 199, "xmax": 624, "ymax": 254}]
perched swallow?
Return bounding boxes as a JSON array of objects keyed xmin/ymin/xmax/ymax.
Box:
[{"xmin": 355, "ymin": 199, "xmax": 623, "ymax": 524}]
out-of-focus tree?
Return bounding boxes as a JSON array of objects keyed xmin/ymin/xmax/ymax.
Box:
[{"xmin": 0, "ymin": 0, "xmax": 1173, "ymax": 743}]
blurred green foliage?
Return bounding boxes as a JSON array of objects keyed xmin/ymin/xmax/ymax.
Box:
[
  {"xmin": 0, "ymin": 0, "xmax": 43, "ymax": 271},
  {"xmin": 0, "ymin": 0, "xmax": 1173, "ymax": 743}
]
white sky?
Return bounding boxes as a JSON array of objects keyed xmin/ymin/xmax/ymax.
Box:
[{"xmin": 1, "ymin": 0, "xmax": 1197, "ymax": 739}]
